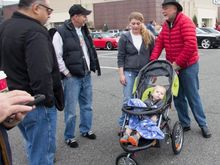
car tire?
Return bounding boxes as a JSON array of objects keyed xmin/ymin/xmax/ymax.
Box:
[
  {"xmin": 201, "ymin": 39, "xmax": 211, "ymax": 49},
  {"xmin": 106, "ymin": 42, "xmax": 113, "ymax": 50}
]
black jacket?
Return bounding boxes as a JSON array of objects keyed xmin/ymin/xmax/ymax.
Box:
[
  {"xmin": 57, "ymin": 20, "xmax": 101, "ymax": 77},
  {"xmin": 0, "ymin": 12, "xmax": 64, "ymax": 109},
  {"xmin": 117, "ymin": 31, "xmax": 155, "ymax": 71}
]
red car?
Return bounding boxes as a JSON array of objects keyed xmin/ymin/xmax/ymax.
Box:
[{"xmin": 91, "ymin": 32, "xmax": 119, "ymax": 50}]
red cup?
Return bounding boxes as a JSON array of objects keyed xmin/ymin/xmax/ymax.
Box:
[{"xmin": 0, "ymin": 71, "xmax": 8, "ymax": 92}]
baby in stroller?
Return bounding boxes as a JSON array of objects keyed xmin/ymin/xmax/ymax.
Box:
[
  {"xmin": 120, "ymin": 85, "xmax": 166, "ymax": 146},
  {"xmin": 116, "ymin": 60, "xmax": 184, "ymax": 165}
]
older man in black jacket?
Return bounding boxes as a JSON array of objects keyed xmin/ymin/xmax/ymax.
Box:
[
  {"xmin": 53, "ymin": 4, "xmax": 101, "ymax": 148},
  {"xmin": 0, "ymin": 0, "xmax": 64, "ymax": 164}
]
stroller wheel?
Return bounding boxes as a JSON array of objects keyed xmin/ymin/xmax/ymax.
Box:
[
  {"xmin": 115, "ymin": 153, "xmax": 138, "ymax": 165},
  {"xmin": 171, "ymin": 121, "xmax": 184, "ymax": 155}
]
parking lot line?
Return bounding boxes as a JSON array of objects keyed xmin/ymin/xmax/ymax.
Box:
[
  {"xmin": 100, "ymin": 66, "xmax": 118, "ymax": 70},
  {"xmin": 98, "ymin": 52, "xmax": 117, "ymax": 56},
  {"xmin": 99, "ymin": 56, "xmax": 117, "ymax": 59}
]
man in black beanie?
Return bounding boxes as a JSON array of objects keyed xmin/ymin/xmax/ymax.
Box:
[{"xmin": 151, "ymin": 0, "xmax": 211, "ymax": 138}]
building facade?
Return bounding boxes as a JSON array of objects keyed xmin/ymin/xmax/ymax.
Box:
[
  {"xmin": 1, "ymin": 0, "xmax": 219, "ymax": 29},
  {"xmin": 0, "ymin": 1, "xmax": 18, "ymax": 23},
  {"xmin": 50, "ymin": 0, "xmax": 164, "ymax": 29},
  {"xmin": 50, "ymin": 0, "xmax": 94, "ymax": 28},
  {"xmin": 50, "ymin": 0, "xmax": 219, "ymax": 29},
  {"xmin": 180, "ymin": 0, "xmax": 219, "ymax": 27},
  {"xmin": 93, "ymin": 0, "xmax": 164, "ymax": 30}
]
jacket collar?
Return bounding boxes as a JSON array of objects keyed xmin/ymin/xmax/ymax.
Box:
[
  {"xmin": 166, "ymin": 12, "xmax": 183, "ymax": 29},
  {"xmin": 125, "ymin": 31, "xmax": 146, "ymax": 50},
  {"xmin": 64, "ymin": 19, "xmax": 75, "ymax": 30},
  {"xmin": 126, "ymin": 31, "xmax": 133, "ymax": 43},
  {"xmin": 64, "ymin": 20, "xmax": 79, "ymax": 41},
  {"xmin": 64, "ymin": 19, "xmax": 87, "ymax": 35},
  {"xmin": 63, "ymin": 19, "xmax": 89, "ymax": 46},
  {"xmin": 12, "ymin": 11, "xmax": 42, "ymax": 25},
  {"xmin": 124, "ymin": 31, "xmax": 142, "ymax": 45}
]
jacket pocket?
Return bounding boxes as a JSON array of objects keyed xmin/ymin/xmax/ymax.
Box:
[{"xmin": 64, "ymin": 50, "xmax": 85, "ymax": 76}]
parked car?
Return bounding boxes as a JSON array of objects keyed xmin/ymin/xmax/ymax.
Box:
[
  {"xmin": 108, "ymin": 29, "xmax": 122, "ymax": 35},
  {"xmin": 199, "ymin": 27, "xmax": 220, "ymax": 34},
  {"xmin": 196, "ymin": 28, "xmax": 220, "ymax": 49},
  {"xmin": 112, "ymin": 30, "xmax": 129, "ymax": 37},
  {"xmin": 113, "ymin": 31, "xmax": 123, "ymax": 37},
  {"xmin": 91, "ymin": 32, "xmax": 119, "ymax": 50}
]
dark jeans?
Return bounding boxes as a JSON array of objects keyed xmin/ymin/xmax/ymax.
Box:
[{"xmin": 174, "ymin": 62, "xmax": 207, "ymax": 128}]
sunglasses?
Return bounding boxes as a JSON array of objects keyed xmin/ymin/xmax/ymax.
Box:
[{"xmin": 38, "ymin": 4, "xmax": 53, "ymax": 15}]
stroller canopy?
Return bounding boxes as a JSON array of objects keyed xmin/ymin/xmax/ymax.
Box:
[{"xmin": 133, "ymin": 60, "xmax": 179, "ymax": 102}]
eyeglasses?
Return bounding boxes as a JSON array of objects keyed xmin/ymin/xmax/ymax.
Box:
[{"xmin": 38, "ymin": 4, "xmax": 53, "ymax": 15}]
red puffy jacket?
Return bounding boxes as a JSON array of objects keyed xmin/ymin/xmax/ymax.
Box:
[{"xmin": 150, "ymin": 12, "xmax": 199, "ymax": 69}]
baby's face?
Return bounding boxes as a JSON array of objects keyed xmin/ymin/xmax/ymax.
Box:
[{"xmin": 152, "ymin": 86, "xmax": 166, "ymax": 101}]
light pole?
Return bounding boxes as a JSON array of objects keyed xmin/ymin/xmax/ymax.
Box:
[
  {"xmin": 0, "ymin": 0, "xmax": 3, "ymax": 23},
  {"xmin": 0, "ymin": 0, "xmax": 3, "ymax": 12}
]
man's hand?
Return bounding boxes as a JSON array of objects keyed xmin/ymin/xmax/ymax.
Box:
[
  {"xmin": 0, "ymin": 90, "xmax": 34, "ymax": 123},
  {"xmin": 151, "ymin": 77, "xmax": 157, "ymax": 84},
  {"xmin": 66, "ymin": 72, "xmax": 72, "ymax": 78},
  {"xmin": 172, "ymin": 62, "xmax": 181, "ymax": 71}
]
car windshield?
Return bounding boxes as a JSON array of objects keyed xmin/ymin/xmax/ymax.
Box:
[{"xmin": 196, "ymin": 28, "xmax": 207, "ymax": 34}]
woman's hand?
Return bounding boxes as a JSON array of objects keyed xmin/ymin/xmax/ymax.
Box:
[
  {"xmin": 118, "ymin": 67, "xmax": 127, "ymax": 86},
  {"xmin": 119, "ymin": 74, "xmax": 127, "ymax": 85}
]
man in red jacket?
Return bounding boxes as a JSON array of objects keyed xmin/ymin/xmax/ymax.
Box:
[{"xmin": 150, "ymin": 0, "xmax": 211, "ymax": 138}]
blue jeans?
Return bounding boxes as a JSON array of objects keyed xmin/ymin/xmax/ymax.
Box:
[
  {"xmin": 118, "ymin": 71, "xmax": 139, "ymax": 126},
  {"xmin": 174, "ymin": 62, "xmax": 207, "ymax": 128},
  {"xmin": 63, "ymin": 74, "xmax": 93, "ymax": 140},
  {"xmin": 18, "ymin": 106, "xmax": 57, "ymax": 165}
]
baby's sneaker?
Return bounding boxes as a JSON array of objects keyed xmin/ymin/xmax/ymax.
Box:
[
  {"xmin": 119, "ymin": 134, "xmax": 129, "ymax": 144},
  {"xmin": 128, "ymin": 135, "xmax": 139, "ymax": 146}
]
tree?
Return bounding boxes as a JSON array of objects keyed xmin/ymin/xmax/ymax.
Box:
[{"xmin": 192, "ymin": 15, "xmax": 198, "ymax": 27}]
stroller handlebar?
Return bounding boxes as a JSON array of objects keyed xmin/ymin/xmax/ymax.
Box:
[{"xmin": 122, "ymin": 104, "xmax": 169, "ymax": 115}]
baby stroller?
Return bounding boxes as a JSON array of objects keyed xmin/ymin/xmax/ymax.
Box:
[{"xmin": 116, "ymin": 60, "xmax": 184, "ymax": 165}]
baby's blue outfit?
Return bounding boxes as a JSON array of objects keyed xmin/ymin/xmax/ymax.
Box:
[{"xmin": 127, "ymin": 99, "xmax": 164, "ymax": 140}]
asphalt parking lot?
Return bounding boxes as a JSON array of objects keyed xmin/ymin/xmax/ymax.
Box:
[{"xmin": 9, "ymin": 48, "xmax": 220, "ymax": 165}]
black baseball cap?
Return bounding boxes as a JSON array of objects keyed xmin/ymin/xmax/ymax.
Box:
[{"xmin": 69, "ymin": 4, "xmax": 92, "ymax": 17}]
